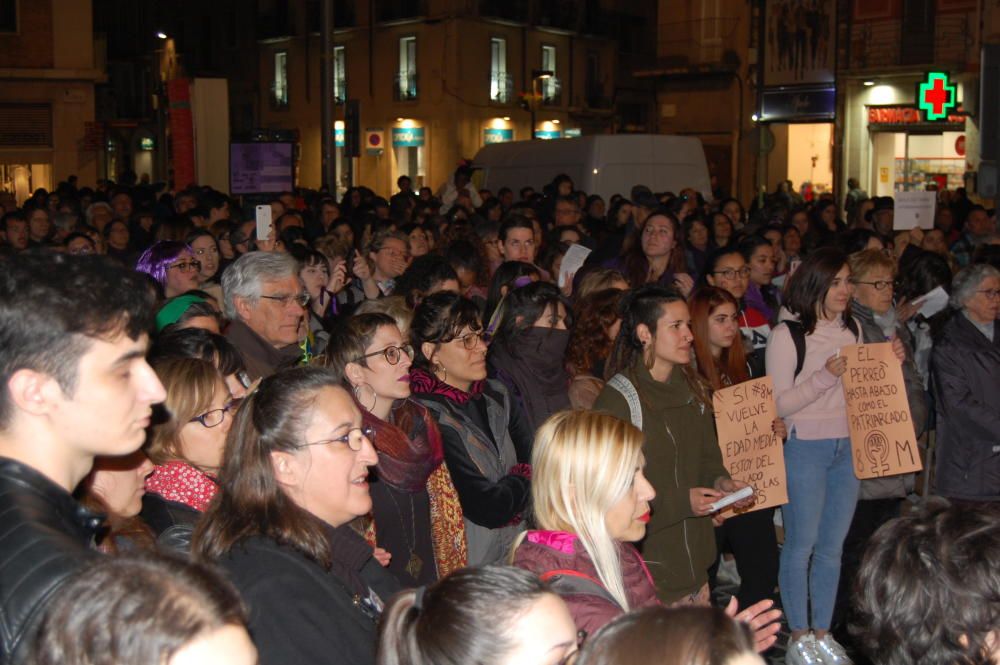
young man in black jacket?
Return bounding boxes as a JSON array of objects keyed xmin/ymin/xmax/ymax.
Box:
[{"xmin": 0, "ymin": 253, "xmax": 165, "ymax": 664}]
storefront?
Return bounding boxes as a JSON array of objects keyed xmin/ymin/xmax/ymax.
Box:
[
  {"xmin": 760, "ymin": 86, "xmax": 836, "ymax": 197},
  {"xmin": 483, "ymin": 117, "xmax": 515, "ymax": 146},
  {"xmin": 866, "ymin": 105, "xmax": 965, "ymax": 195},
  {"xmin": 839, "ymin": 74, "xmax": 977, "ymax": 199}
]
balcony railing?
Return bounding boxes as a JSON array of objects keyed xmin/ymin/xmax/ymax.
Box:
[
  {"xmin": 541, "ymin": 77, "xmax": 562, "ymax": 106},
  {"xmin": 490, "ymin": 73, "xmax": 514, "ymax": 104},
  {"xmin": 394, "ymin": 72, "xmax": 418, "ymax": 101}
]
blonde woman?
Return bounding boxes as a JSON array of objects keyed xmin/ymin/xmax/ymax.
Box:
[
  {"xmin": 512, "ymin": 410, "xmax": 656, "ymax": 634},
  {"xmin": 512, "ymin": 410, "xmax": 782, "ymax": 650}
]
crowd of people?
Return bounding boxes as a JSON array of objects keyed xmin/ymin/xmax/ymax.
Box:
[{"xmin": 0, "ymin": 167, "xmax": 998, "ymax": 665}]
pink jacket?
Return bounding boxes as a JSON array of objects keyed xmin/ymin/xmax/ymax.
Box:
[{"xmin": 512, "ymin": 530, "xmax": 660, "ymax": 635}]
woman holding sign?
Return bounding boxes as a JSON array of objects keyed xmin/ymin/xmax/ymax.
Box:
[
  {"xmin": 593, "ymin": 286, "xmax": 751, "ymax": 605},
  {"xmin": 689, "ymin": 286, "xmax": 782, "ymax": 610},
  {"xmin": 765, "ymin": 248, "xmax": 868, "ymax": 665}
]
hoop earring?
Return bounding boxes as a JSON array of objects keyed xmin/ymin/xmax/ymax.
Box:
[
  {"xmin": 353, "ymin": 382, "xmax": 377, "ymax": 413},
  {"xmin": 433, "ymin": 361, "xmax": 448, "ymax": 383},
  {"xmin": 642, "ymin": 342, "xmax": 655, "ymax": 370}
]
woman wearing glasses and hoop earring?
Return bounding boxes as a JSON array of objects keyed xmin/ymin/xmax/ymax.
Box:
[
  {"xmin": 323, "ymin": 313, "xmax": 467, "ymax": 585},
  {"xmin": 409, "ymin": 291, "xmax": 534, "ymax": 565}
]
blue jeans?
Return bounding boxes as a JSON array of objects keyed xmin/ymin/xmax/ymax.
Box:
[{"xmin": 779, "ymin": 434, "xmax": 860, "ymax": 631}]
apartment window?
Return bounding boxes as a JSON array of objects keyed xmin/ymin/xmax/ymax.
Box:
[
  {"xmin": 333, "ymin": 45, "xmax": 346, "ymax": 103},
  {"xmin": 272, "ymin": 51, "xmax": 289, "ymax": 108},
  {"xmin": 490, "ymin": 37, "xmax": 511, "ymax": 103},
  {"xmin": 0, "ymin": 0, "xmax": 16, "ymax": 33},
  {"xmin": 396, "ymin": 36, "xmax": 418, "ymax": 100},
  {"xmin": 541, "ymin": 45, "xmax": 559, "ymax": 104}
]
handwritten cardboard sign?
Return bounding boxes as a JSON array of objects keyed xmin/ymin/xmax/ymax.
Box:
[
  {"xmin": 841, "ymin": 342, "xmax": 923, "ymax": 479},
  {"xmin": 712, "ymin": 377, "xmax": 788, "ymax": 512}
]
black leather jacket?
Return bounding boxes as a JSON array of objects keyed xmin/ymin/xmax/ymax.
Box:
[{"xmin": 0, "ymin": 457, "xmax": 103, "ymax": 664}]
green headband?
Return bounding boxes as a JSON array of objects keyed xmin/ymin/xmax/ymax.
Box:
[{"xmin": 156, "ymin": 295, "xmax": 207, "ymax": 332}]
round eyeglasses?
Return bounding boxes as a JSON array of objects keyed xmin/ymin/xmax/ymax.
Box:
[
  {"xmin": 453, "ymin": 331, "xmax": 487, "ymax": 350},
  {"xmin": 298, "ymin": 425, "xmax": 375, "ymax": 452},
  {"xmin": 712, "ymin": 267, "xmax": 752, "ymax": 280},
  {"xmin": 357, "ymin": 344, "xmax": 413, "ymax": 366},
  {"xmin": 190, "ymin": 400, "xmax": 240, "ymax": 428}
]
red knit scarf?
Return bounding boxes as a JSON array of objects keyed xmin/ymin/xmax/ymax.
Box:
[{"xmin": 145, "ymin": 460, "xmax": 218, "ymax": 512}]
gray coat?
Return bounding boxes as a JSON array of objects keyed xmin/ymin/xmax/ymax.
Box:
[
  {"xmin": 413, "ymin": 379, "xmax": 529, "ymax": 564},
  {"xmin": 931, "ymin": 313, "xmax": 1000, "ymax": 501},
  {"xmin": 852, "ymin": 302, "xmax": 928, "ymax": 500}
]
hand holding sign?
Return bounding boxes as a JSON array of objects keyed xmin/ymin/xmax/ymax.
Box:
[
  {"xmin": 712, "ymin": 377, "xmax": 788, "ymax": 512},
  {"xmin": 840, "ymin": 342, "xmax": 923, "ymax": 479}
]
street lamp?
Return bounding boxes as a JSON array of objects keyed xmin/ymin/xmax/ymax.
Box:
[
  {"xmin": 156, "ymin": 31, "xmax": 168, "ymax": 39},
  {"xmin": 529, "ymin": 69, "xmax": 554, "ymax": 140}
]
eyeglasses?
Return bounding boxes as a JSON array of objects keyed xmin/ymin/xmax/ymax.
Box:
[
  {"xmin": 260, "ymin": 292, "xmax": 311, "ymax": 307},
  {"xmin": 67, "ymin": 245, "xmax": 95, "ymax": 255},
  {"xmin": 357, "ymin": 344, "xmax": 414, "ymax": 366},
  {"xmin": 298, "ymin": 425, "xmax": 375, "ymax": 452},
  {"xmin": 712, "ymin": 267, "xmax": 751, "ymax": 280},
  {"xmin": 452, "ymin": 331, "xmax": 487, "ymax": 350},
  {"xmin": 977, "ymin": 288, "xmax": 1000, "ymax": 300},
  {"xmin": 169, "ymin": 260, "xmax": 202, "ymax": 273},
  {"xmin": 853, "ymin": 280, "xmax": 893, "ymax": 291},
  {"xmin": 190, "ymin": 400, "xmax": 239, "ymax": 428}
]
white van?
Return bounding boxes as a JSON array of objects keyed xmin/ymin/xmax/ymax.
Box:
[{"xmin": 471, "ymin": 134, "xmax": 712, "ymax": 202}]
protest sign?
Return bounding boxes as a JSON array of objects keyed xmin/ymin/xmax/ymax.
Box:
[
  {"xmin": 894, "ymin": 191, "xmax": 936, "ymax": 230},
  {"xmin": 841, "ymin": 342, "xmax": 922, "ymax": 479},
  {"xmin": 712, "ymin": 377, "xmax": 788, "ymax": 512}
]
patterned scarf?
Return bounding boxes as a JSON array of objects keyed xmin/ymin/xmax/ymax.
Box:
[
  {"xmin": 362, "ymin": 399, "xmax": 443, "ymax": 493},
  {"xmin": 145, "ymin": 460, "xmax": 218, "ymax": 512},
  {"xmin": 409, "ymin": 367, "xmax": 485, "ymax": 404}
]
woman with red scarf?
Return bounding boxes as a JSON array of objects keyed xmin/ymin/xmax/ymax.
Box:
[
  {"xmin": 142, "ymin": 357, "xmax": 236, "ymax": 552},
  {"xmin": 324, "ymin": 313, "xmax": 467, "ymax": 585},
  {"xmin": 408, "ymin": 291, "xmax": 533, "ymax": 566}
]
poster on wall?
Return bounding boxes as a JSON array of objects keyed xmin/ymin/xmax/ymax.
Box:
[{"xmin": 764, "ymin": 0, "xmax": 836, "ymax": 87}]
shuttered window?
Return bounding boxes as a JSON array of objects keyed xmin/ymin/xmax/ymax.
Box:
[{"xmin": 0, "ymin": 104, "xmax": 53, "ymax": 147}]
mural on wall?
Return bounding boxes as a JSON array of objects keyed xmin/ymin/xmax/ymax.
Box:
[{"xmin": 764, "ymin": 0, "xmax": 836, "ymax": 86}]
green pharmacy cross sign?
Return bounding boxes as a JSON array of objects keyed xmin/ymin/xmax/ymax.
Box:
[{"xmin": 917, "ymin": 72, "xmax": 957, "ymax": 122}]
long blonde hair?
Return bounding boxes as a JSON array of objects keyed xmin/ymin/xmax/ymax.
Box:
[{"xmin": 527, "ymin": 409, "xmax": 645, "ymax": 610}]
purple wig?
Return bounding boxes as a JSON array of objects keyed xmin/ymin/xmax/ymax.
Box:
[{"xmin": 135, "ymin": 241, "xmax": 193, "ymax": 287}]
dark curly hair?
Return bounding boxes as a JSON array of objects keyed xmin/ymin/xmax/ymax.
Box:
[
  {"xmin": 854, "ymin": 497, "xmax": 1000, "ymax": 665},
  {"xmin": 410, "ymin": 291, "xmax": 483, "ymax": 369},
  {"xmin": 566, "ymin": 288, "xmax": 623, "ymax": 376}
]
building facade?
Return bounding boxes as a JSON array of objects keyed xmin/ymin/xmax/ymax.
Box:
[
  {"xmin": 0, "ymin": 0, "xmax": 101, "ymax": 203},
  {"xmin": 636, "ymin": 0, "xmax": 759, "ymax": 204},
  {"xmin": 836, "ymin": 0, "xmax": 981, "ymax": 201},
  {"xmin": 255, "ymin": 0, "xmax": 624, "ymax": 196}
]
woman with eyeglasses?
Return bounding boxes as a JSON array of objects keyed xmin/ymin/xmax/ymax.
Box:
[
  {"xmin": 136, "ymin": 240, "xmax": 202, "ymax": 300},
  {"xmin": 930, "ymin": 263, "xmax": 1000, "ymax": 504},
  {"xmin": 409, "ymin": 291, "xmax": 533, "ymax": 565},
  {"xmin": 192, "ymin": 366, "xmax": 399, "ymax": 665},
  {"xmin": 700, "ymin": 247, "xmax": 771, "ymax": 376},
  {"xmin": 141, "ymin": 357, "xmax": 235, "ymax": 553},
  {"xmin": 324, "ymin": 313, "xmax": 467, "ymax": 585},
  {"xmin": 831, "ymin": 249, "xmax": 927, "ymax": 635}
]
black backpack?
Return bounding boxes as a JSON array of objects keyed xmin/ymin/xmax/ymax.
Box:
[{"xmin": 784, "ymin": 318, "xmax": 860, "ymax": 379}]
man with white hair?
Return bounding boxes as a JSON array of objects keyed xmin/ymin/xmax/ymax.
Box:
[{"xmin": 222, "ymin": 252, "xmax": 308, "ymax": 380}]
